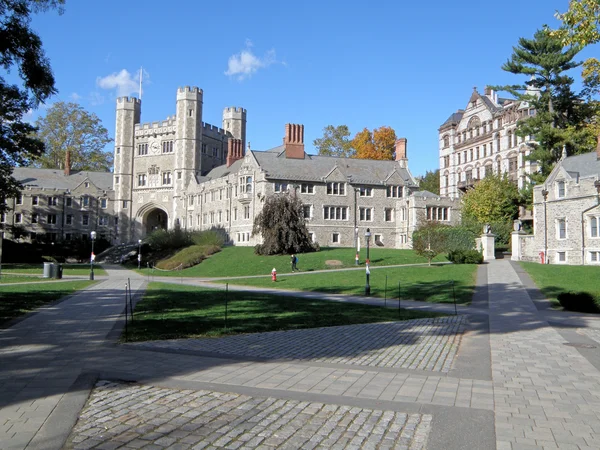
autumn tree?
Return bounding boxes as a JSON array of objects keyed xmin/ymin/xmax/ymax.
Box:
[
  {"xmin": 33, "ymin": 102, "xmax": 113, "ymax": 172},
  {"xmin": 412, "ymin": 221, "xmax": 448, "ymax": 266},
  {"xmin": 553, "ymin": 0, "xmax": 600, "ymax": 46},
  {"xmin": 313, "ymin": 125, "xmax": 354, "ymax": 157},
  {"xmin": 494, "ymin": 29, "xmax": 597, "ymax": 180},
  {"xmin": 253, "ymin": 193, "xmax": 319, "ymax": 255},
  {"xmin": 0, "ymin": 0, "xmax": 64, "ymax": 214},
  {"xmin": 416, "ymin": 169, "xmax": 440, "ymax": 195},
  {"xmin": 352, "ymin": 126, "xmax": 397, "ymax": 160}
]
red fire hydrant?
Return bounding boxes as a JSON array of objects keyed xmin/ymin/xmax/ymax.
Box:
[
  {"xmin": 271, "ymin": 267, "xmax": 277, "ymax": 282},
  {"xmin": 539, "ymin": 251, "xmax": 545, "ymax": 265}
]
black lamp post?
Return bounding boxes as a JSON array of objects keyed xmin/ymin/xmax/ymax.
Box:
[
  {"xmin": 90, "ymin": 230, "xmax": 96, "ymax": 280},
  {"xmin": 138, "ymin": 239, "xmax": 142, "ymax": 269},
  {"xmin": 365, "ymin": 228, "xmax": 371, "ymax": 296},
  {"xmin": 541, "ymin": 189, "xmax": 548, "ymax": 264}
]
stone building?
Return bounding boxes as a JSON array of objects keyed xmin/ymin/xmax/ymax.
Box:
[
  {"xmin": 4, "ymin": 85, "xmax": 461, "ymax": 249},
  {"xmin": 438, "ymin": 86, "xmax": 538, "ymax": 199},
  {"xmin": 512, "ymin": 141, "xmax": 600, "ymax": 265}
]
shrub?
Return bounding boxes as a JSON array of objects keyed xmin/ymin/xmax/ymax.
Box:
[
  {"xmin": 557, "ymin": 292, "xmax": 600, "ymax": 313},
  {"xmin": 156, "ymin": 245, "xmax": 221, "ymax": 270},
  {"xmin": 443, "ymin": 226, "xmax": 476, "ymax": 253},
  {"xmin": 146, "ymin": 228, "xmax": 193, "ymax": 252},
  {"xmin": 448, "ymin": 249, "xmax": 483, "ymax": 264},
  {"xmin": 191, "ymin": 229, "xmax": 226, "ymax": 247}
]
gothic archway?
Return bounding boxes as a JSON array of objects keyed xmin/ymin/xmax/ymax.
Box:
[{"xmin": 144, "ymin": 208, "xmax": 168, "ymax": 235}]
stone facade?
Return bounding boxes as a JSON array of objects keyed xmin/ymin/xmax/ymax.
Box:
[
  {"xmin": 439, "ymin": 86, "xmax": 538, "ymax": 199},
  {"xmin": 512, "ymin": 141, "xmax": 600, "ymax": 265},
  {"xmin": 4, "ymin": 85, "xmax": 462, "ymax": 249}
]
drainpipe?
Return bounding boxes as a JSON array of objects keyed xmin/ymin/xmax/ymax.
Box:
[
  {"xmin": 581, "ymin": 180, "xmax": 600, "ymax": 265},
  {"xmin": 541, "ymin": 189, "xmax": 548, "ymax": 263}
]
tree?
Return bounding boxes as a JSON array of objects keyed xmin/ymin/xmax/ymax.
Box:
[
  {"xmin": 0, "ymin": 0, "xmax": 64, "ymax": 213},
  {"xmin": 495, "ymin": 29, "xmax": 597, "ymax": 180},
  {"xmin": 416, "ymin": 169, "xmax": 440, "ymax": 194},
  {"xmin": 461, "ymin": 175, "xmax": 520, "ymax": 225},
  {"xmin": 313, "ymin": 125, "xmax": 354, "ymax": 158},
  {"xmin": 252, "ymin": 193, "xmax": 318, "ymax": 255},
  {"xmin": 553, "ymin": 0, "xmax": 600, "ymax": 46},
  {"xmin": 412, "ymin": 221, "xmax": 448, "ymax": 266},
  {"xmin": 352, "ymin": 126, "xmax": 397, "ymax": 160},
  {"xmin": 33, "ymin": 102, "xmax": 113, "ymax": 171}
]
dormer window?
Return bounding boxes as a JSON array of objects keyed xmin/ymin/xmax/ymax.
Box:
[{"xmin": 557, "ymin": 181, "xmax": 566, "ymax": 198}]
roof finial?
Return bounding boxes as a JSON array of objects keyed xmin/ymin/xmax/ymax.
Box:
[{"xmin": 561, "ymin": 144, "xmax": 567, "ymax": 161}]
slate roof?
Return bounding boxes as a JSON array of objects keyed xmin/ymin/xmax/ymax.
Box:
[
  {"xmin": 410, "ymin": 190, "xmax": 440, "ymax": 198},
  {"xmin": 251, "ymin": 147, "xmax": 417, "ymax": 186},
  {"xmin": 439, "ymin": 111, "xmax": 464, "ymax": 129},
  {"xmin": 559, "ymin": 152, "xmax": 600, "ymax": 179},
  {"xmin": 12, "ymin": 167, "xmax": 113, "ymax": 191}
]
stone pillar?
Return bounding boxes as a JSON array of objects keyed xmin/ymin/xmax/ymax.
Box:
[
  {"xmin": 481, "ymin": 224, "xmax": 495, "ymax": 261},
  {"xmin": 511, "ymin": 220, "xmax": 525, "ymax": 261}
]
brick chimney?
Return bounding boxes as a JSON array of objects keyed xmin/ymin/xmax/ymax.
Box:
[
  {"xmin": 284, "ymin": 124, "xmax": 305, "ymax": 159},
  {"xmin": 226, "ymin": 138, "xmax": 244, "ymax": 167},
  {"xmin": 395, "ymin": 138, "xmax": 408, "ymax": 168},
  {"xmin": 64, "ymin": 150, "xmax": 71, "ymax": 176}
]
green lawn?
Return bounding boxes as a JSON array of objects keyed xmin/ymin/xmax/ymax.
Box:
[
  {"xmin": 0, "ymin": 274, "xmax": 61, "ymax": 284},
  {"xmin": 125, "ymin": 282, "xmax": 444, "ymax": 341},
  {"xmin": 0, "ymin": 280, "xmax": 96, "ymax": 325},
  {"xmin": 142, "ymin": 246, "xmax": 448, "ymax": 278},
  {"xmin": 520, "ymin": 262, "xmax": 600, "ymax": 306},
  {"xmin": 1, "ymin": 263, "xmax": 107, "ymax": 277},
  {"xmin": 214, "ymin": 264, "xmax": 477, "ymax": 304}
]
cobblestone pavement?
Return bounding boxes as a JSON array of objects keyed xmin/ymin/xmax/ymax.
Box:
[
  {"xmin": 126, "ymin": 316, "xmax": 466, "ymax": 373},
  {"xmin": 67, "ymin": 381, "xmax": 431, "ymax": 450}
]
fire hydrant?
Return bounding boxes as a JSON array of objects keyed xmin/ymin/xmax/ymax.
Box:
[
  {"xmin": 271, "ymin": 267, "xmax": 277, "ymax": 282},
  {"xmin": 539, "ymin": 251, "xmax": 545, "ymax": 265}
]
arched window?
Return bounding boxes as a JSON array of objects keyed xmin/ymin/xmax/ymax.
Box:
[
  {"xmin": 443, "ymin": 135, "xmax": 449, "ymax": 148},
  {"xmin": 507, "ymin": 130, "xmax": 512, "ymax": 148},
  {"xmin": 496, "ymin": 134, "xmax": 501, "ymax": 153}
]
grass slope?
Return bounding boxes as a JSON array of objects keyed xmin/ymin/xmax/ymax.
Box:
[
  {"xmin": 145, "ymin": 246, "xmax": 447, "ymax": 278},
  {"xmin": 125, "ymin": 282, "xmax": 444, "ymax": 341}
]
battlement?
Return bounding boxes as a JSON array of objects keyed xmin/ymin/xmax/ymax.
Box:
[
  {"xmin": 116, "ymin": 96, "xmax": 142, "ymax": 108},
  {"xmin": 223, "ymin": 106, "xmax": 247, "ymax": 115},
  {"xmin": 176, "ymin": 86, "xmax": 203, "ymax": 100},
  {"xmin": 202, "ymin": 122, "xmax": 225, "ymax": 134},
  {"xmin": 135, "ymin": 116, "xmax": 176, "ymax": 131}
]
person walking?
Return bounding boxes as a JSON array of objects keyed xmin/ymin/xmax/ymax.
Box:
[{"xmin": 291, "ymin": 254, "xmax": 298, "ymax": 272}]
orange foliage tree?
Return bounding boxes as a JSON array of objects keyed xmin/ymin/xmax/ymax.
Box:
[{"xmin": 352, "ymin": 126, "xmax": 397, "ymax": 160}]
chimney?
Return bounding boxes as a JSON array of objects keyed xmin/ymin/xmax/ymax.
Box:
[
  {"xmin": 226, "ymin": 138, "xmax": 244, "ymax": 167},
  {"xmin": 64, "ymin": 150, "xmax": 71, "ymax": 176},
  {"xmin": 484, "ymin": 86, "xmax": 492, "ymax": 96},
  {"xmin": 284, "ymin": 124, "xmax": 305, "ymax": 159},
  {"xmin": 395, "ymin": 138, "xmax": 408, "ymax": 168}
]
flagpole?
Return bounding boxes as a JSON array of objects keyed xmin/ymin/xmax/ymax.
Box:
[{"xmin": 139, "ymin": 66, "xmax": 143, "ymax": 100}]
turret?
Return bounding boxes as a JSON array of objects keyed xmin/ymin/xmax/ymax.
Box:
[
  {"xmin": 222, "ymin": 106, "xmax": 247, "ymax": 150},
  {"xmin": 114, "ymin": 96, "xmax": 141, "ymax": 242},
  {"xmin": 175, "ymin": 86, "xmax": 203, "ymax": 186}
]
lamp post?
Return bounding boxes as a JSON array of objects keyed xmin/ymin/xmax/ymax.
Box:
[
  {"xmin": 90, "ymin": 231, "xmax": 96, "ymax": 280},
  {"xmin": 138, "ymin": 239, "xmax": 142, "ymax": 269},
  {"xmin": 365, "ymin": 228, "xmax": 371, "ymax": 296},
  {"xmin": 541, "ymin": 189, "xmax": 548, "ymax": 264}
]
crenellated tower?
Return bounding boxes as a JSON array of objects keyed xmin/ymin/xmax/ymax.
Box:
[
  {"xmin": 114, "ymin": 96, "xmax": 141, "ymax": 242},
  {"xmin": 222, "ymin": 107, "xmax": 247, "ymax": 151}
]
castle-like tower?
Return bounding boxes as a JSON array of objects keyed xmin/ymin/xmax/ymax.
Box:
[{"xmin": 113, "ymin": 86, "xmax": 246, "ymax": 242}]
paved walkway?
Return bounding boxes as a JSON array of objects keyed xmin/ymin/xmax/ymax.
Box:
[{"xmin": 2, "ymin": 260, "xmax": 600, "ymax": 449}]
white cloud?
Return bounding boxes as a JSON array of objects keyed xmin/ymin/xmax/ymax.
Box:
[
  {"xmin": 225, "ymin": 42, "xmax": 277, "ymax": 81},
  {"xmin": 96, "ymin": 68, "xmax": 150, "ymax": 97},
  {"xmin": 70, "ymin": 92, "xmax": 82, "ymax": 101}
]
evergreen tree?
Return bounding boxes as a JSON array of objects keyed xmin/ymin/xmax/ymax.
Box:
[
  {"xmin": 416, "ymin": 169, "xmax": 440, "ymax": 195},
  {"xmin": 253, "ymin": 193, "xmax": 318, "ymax": 255},
  {"xmin": 0, "ymin": 0, "xmax": 64, "ymax": 213},
  {"xmin": 495, "ymin": 29, "xmax": 597, "ymax": 180}
]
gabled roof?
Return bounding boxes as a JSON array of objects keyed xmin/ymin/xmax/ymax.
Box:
[
  {"xmin": 410, "ymin": 190, "xmax": 440, "ymax": 198},
  {"xmin": 439, "ymin": 111, "xmax": 464, "ymax": 129},
  {"xmin": 557, "ymin": 152, "xmax": 600, "ymax": 179},
  {"xmin": 12, "ymin": 168, "xmax": 113, "ymax": 191}
]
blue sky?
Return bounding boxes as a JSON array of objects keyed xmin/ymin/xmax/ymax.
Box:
[{"xmin": 27, "ymin": 0, "xmax": 598, "ymax": 177}]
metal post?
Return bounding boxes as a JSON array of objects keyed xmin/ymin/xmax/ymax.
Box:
[
  {"xmin": 365, "ymin": 228, "xmax": 371, "ymax": 296},
  {"xmin": 398, "ymin": 281, "xmax": 401, "ymax": 318},
  {"xmin": 542, "ymin": 189, "xmax": 548, "ymax": 264},
  {"xmin": 225, "ymin": 283, "xmax": 228, "ymax": 330},
  {"xmin": 452, "ymin": 281, "xmax": 457, "ymax": 316},
  {"xmin": 128, "ymin": 278, "xmax": 133, "ymax": 321},
  {"xmin": 138, "ymin": 239, "xmax": 142, "ymax": 269},
  {"xmin": 124, "ymin": 282, "xmax": 128, "ymax": 340},
  {"xmin": 384, "ymin": 275, "xmax": 387, "ymax": 307},
  {"xmin": 89, "ymin": 231, "xmax": 96, "ymax": 280}
]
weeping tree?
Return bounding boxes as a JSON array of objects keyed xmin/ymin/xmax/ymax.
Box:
[{"xmin": 253, "ymin": 193, "xmax": 319, "ymax": 255}]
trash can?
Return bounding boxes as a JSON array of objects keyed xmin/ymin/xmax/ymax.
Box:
[
  {"xmin": 55, "ymin": 264, "xmax": 63, "ymax": 279},
  {"xmin": 43, "ymin": 262, "xmax": 53, "ymax": 278}
]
